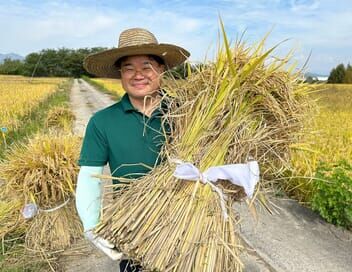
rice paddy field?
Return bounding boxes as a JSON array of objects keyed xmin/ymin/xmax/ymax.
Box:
[
  {"xmin": 0, "ymin": 75, "xmax": 65, "ymax": 131},
  {"xmin": 288, "ymin": 84, "xmax": 352, "ymax": 203},
  {"xmin": 89, "ymin": 77, "xmax": 125, "ymax": 98}
]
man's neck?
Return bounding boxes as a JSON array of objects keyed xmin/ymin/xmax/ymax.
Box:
[{"xmin": 129, "ymin": 94, "xmax": 161, "ymax": 117}]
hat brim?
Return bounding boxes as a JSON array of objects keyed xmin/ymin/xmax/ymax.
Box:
[{"xmin": 83, "ymin": 43, "xmax": 190, "ymax": 79}]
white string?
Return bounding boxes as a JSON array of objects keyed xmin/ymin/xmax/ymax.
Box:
[
  {"xmin": 39, "ymin": 198, "xmax": 71, "ymax": 213},
  {"xmin": 22, "ymin": 198, "xmax": 71, "ymax": 219},
  {"xmin": 206, "ymin": 180, "xmax": 229, "ymax": 220}
]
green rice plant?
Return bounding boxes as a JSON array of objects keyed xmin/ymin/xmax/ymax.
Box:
[
  {"xmin": 287, "ymin": 84, "xmax": 352, "ymax": 202},
  {"xmin": 311, "ymin": 160, "xmax": 352, "ymax": 229}
]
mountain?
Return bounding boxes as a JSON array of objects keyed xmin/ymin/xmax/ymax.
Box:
[
  {"xmin": 305, "ymin": 72, "xmax": 328, "ymax": 78},
  {"xmin": 0, "ymin": 53, "xmax": 25, "ymax": 63}
]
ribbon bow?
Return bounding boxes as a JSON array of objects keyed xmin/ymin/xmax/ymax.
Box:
[{"xmin": 172, "ymin": 160, "xmax": 260, "ymax": 220}]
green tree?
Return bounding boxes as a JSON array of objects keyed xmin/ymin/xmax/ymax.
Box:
[
  {"xmin": 0, "ymin": 58, "xmax": 24, "ymax": 74},
  {"xmin": 328, "ymin": 64, "xmax": 346, "ymax": 83},
  {"xmin": 305, "ymin": 75, "xmax": 316, "ymax": 84},
  {"xmin": 2, "ymin": 47, "xmax": 108, "ymax": 77},
  {"xmin": 22, "ymin": 53, "xmax": 47, "ymax": 77},
  {"xmin": 344, "ymin": 64, "xmax": 352, "ymax": 84},
  {"xmin": 168, "ymin": 62, "xmax": 207, "ymax": 79}
]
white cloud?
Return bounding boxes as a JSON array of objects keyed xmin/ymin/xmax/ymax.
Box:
[{"xmin": 290, "ymin": 0, "xmax": 320, "ymax": 12}]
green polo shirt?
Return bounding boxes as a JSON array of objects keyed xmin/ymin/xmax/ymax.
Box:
[{"xmin": 78, "ymin": 94, "xmax": 166, "ymax": 183}]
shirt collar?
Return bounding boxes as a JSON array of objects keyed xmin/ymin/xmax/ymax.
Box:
[
  {"xmin": 120, "ymin": 93, "xmax": 136, "ymax": 112},
  {"xmin": 120, "ymin": 91, "xmax": 169, "ymax": 115}
]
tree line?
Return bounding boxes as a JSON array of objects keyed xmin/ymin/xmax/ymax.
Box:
[
  {"xmin": 0, "ymin": 48, "xmax": 107, "ymax": 78},
  {"xmin": 1, "ymin": 47, "xmax": 350, "ymax": 83},
  {"xmin": 0, "ymin": 47, "xmax": 200, "ymax": 79},
  {"xmin": 328, "ymin": 63, "xmax": 352, "ymax": 83}
]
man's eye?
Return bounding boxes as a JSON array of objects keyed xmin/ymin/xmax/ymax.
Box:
[
  {"xmin": 123, "ymin": 67, "xmax": 134, "ymax": 72},
  {"xmin": 142, "ymin": 66, "xmax": 152, "ymax": 71}
]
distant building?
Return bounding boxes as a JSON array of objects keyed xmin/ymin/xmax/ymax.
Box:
[
  {"xmin": 305, "ymin": 74, "xmax": 329, "ymax": 82},
  {"xmin": 316, "ymin": 76, "xmax": 328, "ymax": 82}
]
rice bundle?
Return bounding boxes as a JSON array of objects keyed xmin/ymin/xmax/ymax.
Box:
[
  {"xmin": 97, "ymin": 26, "xmax": 311, "ymax": 271},
  {"xmin": 45, "ymin": 106, "xmax": 75, "ymax": 132},
  {"xmin": 25, "ymin": 201, "xmax": 82, "ymax": 251},
  {"xmin": 0, "ymin": 133, "xmax": 83, "ymax": 251}
]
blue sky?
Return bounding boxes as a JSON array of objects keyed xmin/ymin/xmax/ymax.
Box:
[{"xmin": 1, "ymin": 0, "xmax": 351, "ymax": 75}]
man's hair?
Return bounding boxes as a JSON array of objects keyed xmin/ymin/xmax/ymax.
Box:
[{"xmin": 114, "ymin": 55, "xmax": 165, "ymax": 69}]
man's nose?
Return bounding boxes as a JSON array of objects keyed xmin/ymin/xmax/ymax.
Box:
[{"xmin": 133, "ymin": 70, "xmax": 145, "ymax": 78}]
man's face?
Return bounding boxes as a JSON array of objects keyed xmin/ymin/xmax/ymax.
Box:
[{"xmin": 120, "ymin": 55, "xmax": 165, "ymax": 100}]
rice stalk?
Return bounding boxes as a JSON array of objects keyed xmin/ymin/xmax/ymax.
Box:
[
  {"xmin": 0, "ymin": 196, "xmax": 27, "ymax": 242},
  {"xmin": 25, "ymin": 201, "xmax": 82, "ymax": 251}
]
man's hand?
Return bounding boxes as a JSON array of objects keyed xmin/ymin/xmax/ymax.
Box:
[{"xmin": 85, "ymin": 230, "xmax": 123, "ymax": 261}]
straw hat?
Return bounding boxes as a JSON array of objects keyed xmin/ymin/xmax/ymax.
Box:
[{"xmin": 84, "ymin": 28, "xmax": 190, "ymax": 79}]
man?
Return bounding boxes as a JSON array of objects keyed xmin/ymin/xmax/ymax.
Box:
[{"xmin": 75, "ymin": 28, "xmax": 190, "ymax": 271}]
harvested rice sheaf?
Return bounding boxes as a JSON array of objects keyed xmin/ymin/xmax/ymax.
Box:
[
  {"xmin": 0, "ymin": 133, "xmax": 80, "ymax": 208},
  {"xmin": 45, "ymin": 106, "xmax": 75, "ymax": 132},
  {"xmin": 0, "ymin": 133, "xmax": 83, "ymax": 251},
  {"xmin": 97, "ymin": 27, "xmax": 313, "ymax": 271},
  {"xmin": 25, "ymin": 201, "xmax": 82, "ymax": 251}
]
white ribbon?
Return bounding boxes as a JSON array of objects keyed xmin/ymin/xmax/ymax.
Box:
[{"xmin": 172, "ymin": 160, "xmax": 260, "ymax": 220}]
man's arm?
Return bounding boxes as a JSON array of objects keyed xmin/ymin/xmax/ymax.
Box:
[
  {"xmin": 75, "ymin": 165, "xmax": 123, "ymax": 260},
  {"xmin": 75, "ymin": 165, "xmax": 103, "ymax": 231}
]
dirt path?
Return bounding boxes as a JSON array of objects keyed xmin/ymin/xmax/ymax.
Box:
[
  {"xmin": 236, "ymin": 198, "xmax": 352, "ymax": 272},
  {"xmin": 70, "ymin": 78, "xmax": 116, "ymax": 136},
  {"xmin": 61, "ymin": 79, "xmax": 119, "ymax": 272}
]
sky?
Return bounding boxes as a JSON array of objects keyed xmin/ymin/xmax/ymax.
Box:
[{"xmin": 0, "ymin": 0, "xmax": 351, "ymax": 75}]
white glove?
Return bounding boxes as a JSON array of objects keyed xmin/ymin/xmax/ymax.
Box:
[{"xmin": 85, "ymin": 230, "xmax": 123, "ymax": 261}]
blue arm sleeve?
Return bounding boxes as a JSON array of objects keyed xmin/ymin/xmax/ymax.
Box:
[{"xmin": 75, "ymin": 165, "xmax": 104, "ymax": 231}]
